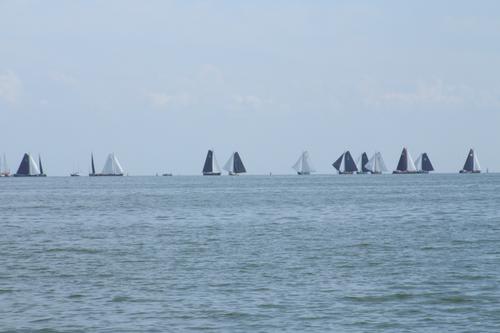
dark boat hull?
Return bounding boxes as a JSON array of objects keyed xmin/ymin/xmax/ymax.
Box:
[
  {"xmin": 203, "ymin": 172, "xmax": 221, "ymax": 176},
  {"xmin": 89, "ymin": 174, "xmax": 123, "ymax": 177},
  {"xmin": 392, "ymin": 171, "xmax": 419, "ymax": 174},
  {"xmin": 338, "ymin": 171, "xmax": 355, "ymax": 175},
  {"xmin": 459, "ymin": 170, "xmax": 481, "ymax": 174},
  {"xmin": 297, "ymin": 172, "xmax": 310, "ymax": 175},
  {"xmin": 13, "ymin": 174, "xmax": 47, "ymax": 177}
]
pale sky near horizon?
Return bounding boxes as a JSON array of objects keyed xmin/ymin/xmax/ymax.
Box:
[{"xmin": 1, "ymin": 0, "xmax": 500, "ymax": 175}]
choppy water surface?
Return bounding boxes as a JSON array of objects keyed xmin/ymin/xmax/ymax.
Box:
[{"xmin": 1, "ymin": 174, "xmax": 500, "ymax": 332}]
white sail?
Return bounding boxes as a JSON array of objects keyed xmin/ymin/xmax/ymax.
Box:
[
  {"xmin": 339, "ymin": 153, "xmax": 346, "ymax": 172},
  {"xmin": 293, "ymin": 151, "xmax": 315, "ymax": 174},
  {"xmin": 28, "ymin": 154, "xmax": 40, "ymax": 175},
  {"xmin": 473, "ymin": 152, "xmax": 481, "ymax": 171},
  {"xmin": 414, "ymin": 154, "xmax": 423, "ymax": 171},
  {"xmin": 292, "ymin": 155, "xmax": 302, "ymax": 172},
  {"xmin": 406, "ymin": 150, "xmax": 417, "ymax": 172},
  {"xmin": 223, "ymin": 153, "xmax": 235, "ymax": 173},
  {"xmin": 212, "ymin": 152, "xmax": 221, "ymax": 173},
  {"xmin": 366, "ymin": 152, "xmax": 388, "ymax": 173},
  {"xmin": 102, "ymin": 153, "xmax": 124, "ymax": 175}
]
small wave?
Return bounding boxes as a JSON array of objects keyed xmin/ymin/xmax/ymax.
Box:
[
  {"xmin": 45, "ymin": 247, "xmax": 101, "ymax": 254},
  {"xmin": 345, "ymin": 293, "xmax": 414, "ymax": 303}
]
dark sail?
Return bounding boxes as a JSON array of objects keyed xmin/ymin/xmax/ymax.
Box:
[
  {"xmin": 332, "ymin": 154, "xmax": 343, "ymax": 171},
  {"xmin": 38, "ymin": 156, "xmax": 44, "ymax": 175},
  {"xmin": 91, "ymin": 153, "xmax": 96, "ymax": 174},
  {"xmin": 344, "ymin": 151, "xmax": 358, "ymax": 172},
  {"xmin": 463, "ymin": 149, "xmax": 474, "ymax": 172},
  {"xmin": 396, "ymin": 148, "xmax": 408, "ymax": 171},
  {"xmin": 16, "ymin": 153, "xmax": 30, "ymax": 175},
  {"xmin": 421, "ymin": 153, "xmax": 434, "ymax": 171},
  {"xmin": 233, "ymin": 152, "xmax": 246, "ymax": 174},
  {"xmin": 361, "ymin": 152, "xmax": 370, "ymax": 172},
  {"xmin": 203, "ymin": 150, "xmax": 213, "ymax": 173}
]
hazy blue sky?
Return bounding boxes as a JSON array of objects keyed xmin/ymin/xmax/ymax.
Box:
[{"xmin": 1, "ymin": 0, "xmax": 500, "ymax": 175}]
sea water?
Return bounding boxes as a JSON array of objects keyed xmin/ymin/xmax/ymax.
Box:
[{"xmin": 1, "ymin": 174, "xmax": 499, "ymax": 332}]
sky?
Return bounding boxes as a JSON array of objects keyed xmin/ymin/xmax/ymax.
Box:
[{"xmin": 1, "ymin": 0, "xmax": 500, "ymax": 175}]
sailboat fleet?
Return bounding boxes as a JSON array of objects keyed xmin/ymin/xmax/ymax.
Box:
[{"xmin": 0, "ymin": 148, "xmax": 487, "ymax": 177}]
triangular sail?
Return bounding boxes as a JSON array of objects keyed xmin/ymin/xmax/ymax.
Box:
[
  {"xmin": 212, "ymin": 152, "xmax": 221, "ymax": 173},
  {"xmin": 233, "ymin": 152, "xmax": 246, "ymax": 173},
  {"xmin": 463, "ymin": 149, "xmax": 474, "ymax": 172},
  {"xmin": 421, "ymin": 153, "xmax": 434, "ymax": 171},
  {"xmin": 343, "ymin": 151, "xmax": 358, "ymax": 172},
  {"xmin": 38, "ymin": 155, "xmax": 44, "ymax": 175},
  {"xmin": 473, "ymin": 152, "xmax": 481, "ymax": 171},
  {"xmin": 223, "ymin": 153, "xmax": 235, "ymax": 172},
  {"xmin": 332, "ymin": 154, "xmax": 343, "ymax": 171},
  {"xmin": 91, "ymin": 153, "xmax": 96, "ymax": 174},
  {"xmin": 16, "ymin": 153, "xmax": 40, "ymax": 175},
  {"xmin": 292, "ymin": 154, "xmax": 302, "ymax": 172},
  {"xmin": 396, "ymin": 148, "xmax": 408, "ymax": 171},
  {"xmin": 203, "ymin": 150, "xmax": 214, "ymax": 173},
  {"xmin": 361, "ymin": 153, "xmax": 370, "ymax": 172},
  {"xmin": 102, "ymin": 153, "xmax": 124, "ymax": 175},
  {"xmin": 366, "ymin": 152, "xmax": 388, "ymax": 173}
]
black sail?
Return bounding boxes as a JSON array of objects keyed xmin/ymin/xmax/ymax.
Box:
[
  {"xmin": 91, "ymin": 153, "xmax": 96, "ymax": 174},
  {"xmin": 39, "ymin": 156, "xmax": 44, "ymax": 174},
  {"xmin": 332, "ymin": 154, "xmax": 343, "ymax": 171},
  {"xmin": 396, "ymin": 148, "xmax": 408, "ymax": 171},
  {"xmin": 233, "ymin": 152, "xmax": 246, "ymax": 174},
  {"xmin": 344, "ymin": 151, "xmax": 358, "ymax": 172},
  {"xmin": 463, "ymin": 149, "xmax": 474, "ymax": 172},
  {"xmin": 203, "ymin": 150, "xmax": 214, "ymax": 173},
  {"xmin": 16, "ymin": 153, "xmax": 30, "ymax": 175},
  {"xmin": 361, "ymin": 152, "xmax": 370, "ymax": 172},
  {"xmin": 421, "ymin": 153, "xmax": 434, "ymax": 171}
]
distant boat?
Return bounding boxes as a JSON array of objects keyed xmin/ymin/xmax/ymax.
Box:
[
  {"xmin": 292, "ymin": 151, "xmax": 315, "ymax": 175},
  {"xmin": 393, "ymin": 147, "xmax": 418, "ymax": 174},
  {"xmin": 70, "ymin": 172, "xmax": 80, "ymax": 177},
  {"xmin": 162, "ymin": 173, "xmax": 173, "ymax": 176},
  {"xmin": 202, "ymin": 150, "xmax": 221, "ymax": 176},
  {"xmin": 0, "ymin": 153, "xmax": 10, "ymax": 177},
  {"xmin": 460, "ymin": 149, "xmax": 481, "ymax": 174},
  {"xmin": 13, "ymin": 153, "xmax": 47, "ymax": 177},
  {"xmin": 415, "ymin": 153, "xmax": 434, "ymax": 173},
  {"xmin": 223, "ymin": 152, "xmax": 247, "ymax": 176},
  {"xmin": 356, "ymin": 152, "xmax": 370, "ymax": 174},
  {"xmin": 89, "ymin": 153, "xmax": 124, "ymax": 176},
  {"xmin": 332, "ymin": 151, "xmax": 358, "ymax": 174},
  {"xmin": 365, "ymin": 152, "xmax": 388, "ymax": 174}
]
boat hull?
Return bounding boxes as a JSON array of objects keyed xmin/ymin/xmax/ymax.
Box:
[
  {"xmin": 459, "ymin": 170, "xmax": 481, "ymax": 174},
  {"xmin": 13, "ymin": 174, "xmax": 47, "ymax": 177},
  {"xmin": 338, "ymin": 171, "xmax": 355, "ymax": 175},
  {"xmin": 356, "ymin": 172, "xmax": 370, "ymax": 175},
  {"xmin": 203, "ymin": 172, "xmax": 221, "ymax": 176},
  {"xmin": 297, "ymin": 172, "xmax": 310, "ymax": 175},
  {"xmin": 392, "ymin": 171, "xmax": 419, "ymax": 174},
  {"xmin": 89, "ymin": 174, "xmax": 123, "ymax": 177}
]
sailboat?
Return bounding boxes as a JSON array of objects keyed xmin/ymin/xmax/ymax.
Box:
[
  {"xmin": 365, "ymin": 152, "xmax": 388, "ymax": 174},
  {"xmin": 292, "ymin": 151, "xmax": 315, "ymax": 175},
  {"xmin": 393, "ymin": 147, "xmax": 418, "ymax": 174},
  {"xmin": 356, "ymin": 152, "xmax": 370, "ymax": 174},
  {"xmin": 89, "ymin": 153, "xmax": 124, "ymax": 176},
  {"xmin": 414, "ymin": 153, "xmax": 434, "ymax": 173},
  {"xmin": 460, "ymin": 149, "xmax": 481, "ymax": 174},
  {"xmin": 13, "ymin": 153, "xmax": 47, "ymax": 177},
  {"xmin": 0, "ymin": 153, "xmax": 10, "ymax": 177},
  {"xmin": 332, "ymin": 151, "xmax": 358, "ymax": 174},
  {"xmin": 202, "ymin": 150, "xmax": 221, "ymax": 176},
  {"xmin": 223, "ymin": 152, "xmax": 247, "ymax": 176}
]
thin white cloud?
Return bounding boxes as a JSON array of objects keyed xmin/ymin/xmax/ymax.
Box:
[
  {"xmin": 0, "ymin": 70, "xmax": 22, "ymax": 104},
  {"xmin": 145, "ymin": 91, "xmax": 192, "ymax": 110},
  {"xmin": 362, "ymin": 79, "xmax": 500, "ymax": 109}
]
